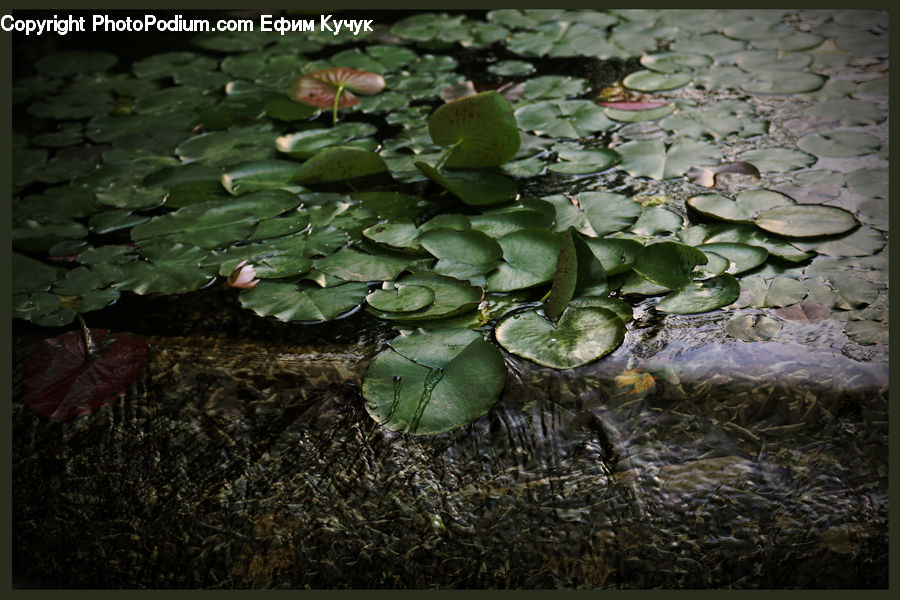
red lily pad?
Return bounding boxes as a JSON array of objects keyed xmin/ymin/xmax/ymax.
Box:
[
  {"xmin": 23, "ymin": 328, "xmax": 149, "ymax": 420},
  {"xmin": 290, "ymin": 67, "xmax": 386, "ymax": 109}
]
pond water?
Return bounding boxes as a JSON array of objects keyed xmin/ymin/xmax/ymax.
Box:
[{"xmin": 11, "ymin": 8, "xmax": 888, "ymax": 589}]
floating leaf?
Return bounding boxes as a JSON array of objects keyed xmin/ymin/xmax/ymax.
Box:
[
  {"xmin": 363, "ymin": 219, "xmax": 422, "ymax": 252},
  {"xmin": 584, "ymin": 238, "xmax": 643, "ymax": 276},
  {"xmin": 293, "ymin": 147, "xmax": 388, "ymax": 183},
  {"xmin": 703, "ymin": 224, "xmax": 810, "ymax": 262},
  {"xmin": 754, "ymin": 205, "xmax": 857, "ymax": 238},
  {"xmin": 687, "ymin": 189, "xmax": 791, "ymax": 222},
  {"xmin": 623, "ymin": 70, "xmax": 692, "ymax": 92},
  {"xmin": 617, "ymin": 139, "xmax": 722, "ymax": 179},
  {"xmin": 486, "ymin": 229, "xmax": 562, "ymax": 292},
  {"xmin": 725, "ymin": 314, "xmax": 782, "ymax": 341},
  {"xmin": 368, "ymin": 272, "xmax": 483, "ymax": 321},
  {"xmin": 36, "ymin": 51, "xmax": 118, "ymax": 78},
  {"xmin": 276, "ymin": 123, "xmax": 378, "ymax": 159},
  {"xmin": 415, "ymin": 162, "xmax": 516, "ymax": 206},
  {"xmin": 633, "ymin": 242, "xmax": 708, "ymax": 290},
  {"xmin": 603, "ymin": 102, "xmax": 676, "ymax": 122},
  {"xmin": 640, "ymin": 51, "xmax": 713, "ymax": 73},
  {"xmin": 655, "ymin": 274, "xmax": 740, "ymax": 314},
  {"xmin": 495, "ymin": 306, "xmax": 625, "ymax": 369},
  {"xmin": 23, "ymin": 328, "xmax": 148, "ymax": 420},
  {"xmin": 548, "ymin": 143, "xmax": 619, "ymax": 174},
  {"xmin": 363, "ymin": 332, "xmax": 506, "ymax": 435},
  {"xmin": 796, "ymin": 130, "xmax": 881, "ymax": 158},
  {"xmin": 428, "ymin": 91, "xmax": 521, "ymax": 168},
  {"xmin": 314, "ymin": 247, "xmax": 411, "ymax": 282},
  {"xmin": 774, "ymin": 301, "xmax": 830, "ymax": 323},
  {"xmin": 736, "ymin": 147, "xmax": 816, "ymax": 173},
  {"xmin": 239, "ymin": 280, "xmax": 368, "ymax": 322},
  {"xmin": 580, "ymin": 192, "xmax": 642, "ymax": 236},
  {"xmin": 221, "ymin": 160, "xmax": 305, "ymax": 195},
  {"xmin": 740, "ymin": 71, "xmax": 826, "ymax": 95},
  {"xmin": 696, "ymin": 243, "xmax": 768, "ymax": 274},
  {"xmin": 515, "ymin": 100, "xmax": 615, "ymax": 138},
  {"xmin": 366, "ymin": 283, "xmax": 435, "ymax": 313},
  {"xmin": 419, "ymin": 229, "xmax": 502, "ymax": 267}
]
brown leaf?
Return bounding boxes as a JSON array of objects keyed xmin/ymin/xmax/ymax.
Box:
[{"xmin": 774, "ymin": 301, "xmax": 830, "ymax": 324}]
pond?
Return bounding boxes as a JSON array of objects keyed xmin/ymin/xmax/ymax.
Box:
[{"xmin": 10, "ymin": 8, "xmax": 888, "ymax": 589}]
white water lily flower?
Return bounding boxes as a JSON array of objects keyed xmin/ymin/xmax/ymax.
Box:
[{"xmin": 227, "ymin": 260, "xmax": 259, "ymax": 289}]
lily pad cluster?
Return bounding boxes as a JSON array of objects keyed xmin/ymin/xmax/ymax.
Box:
[{"xmin": 13, "ymin": 9, "xmax": 887, "ymax": 429}]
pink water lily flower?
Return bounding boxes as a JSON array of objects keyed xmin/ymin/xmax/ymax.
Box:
[{"xmin": 227, "ymin": 260, "xmax": 260, "ymax": 289}]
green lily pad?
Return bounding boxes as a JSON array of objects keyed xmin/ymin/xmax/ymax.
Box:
[
  {"xmin": 363, "ymin": 332, "xmax": 506, "ymax": 435},
  {"xmin": 603, "ymin": 103, "xmax": 677, "ymax": 123},
  {"xmin": 366, "ymin": 283, "xmax": 435, "ymax": 313},
  {"xmin": 584, "ymin": 238, "xmax": 643, "ymax": 276},
  {"xmin": 495, "ymin": 306, "xmax": 625, "ymax": 369},
  {"xmin": 239, "ymin": 280, "xmax": 368, "ymax": 322},
  {"xmin": 428, "ymin": 91, "xmax": 520, "ymax": 168},
  {"xmin": 176, "ymin": 127, "xmax": 278, "ymax": 166},
  {"xmin": 623, "ymin": 70, "xmax": 692, "ymax": 92},
  {"xmin": 314, "ymin": 247, "xmax": 411, "ymax": 282},
  {"xmin": 221, "ymin": 160, "xmax": 305, "ymax": 195},
  {"xmin": 415, "ymin": 162, "xmax": 516, "ymax": 207},
  {"xmin": 523, "ymin": 75, "xmax": 588, "ymax": 100},
  {"xmin": 36, "ymin": 51, "xmax": 118, "ymax": 77},
  {"xmin": 488, "ymin": 60, "xmax": 536, "ymax": 77},
  {"xmin": 419, "ymin": 229, "xmax": 502, "ymax": 267},
  {"xmin": 736, "ymin": 147, "xmax": 816, "ymax": 173},
  {"xmin": 362, "ymin": 219, "xmax": 422, "ymax": 252},
  {"xmin": 660, "ymin": 100, "xmax": 767, "ymax": 139},
  {"xmin": 796, "ymin": 130, "xmax": 881, "ymax": 158},
  {"xmin": 276, "ymin": 123, "xmax": 378, "ymax": 159},
  {"xmin": 544, "ymin": 230, "xmax": 578, "ymax": 322},
  {"xmin": 725, "ymin": 314, "xmax": 782, "ymax": 341},
  {"xmin": 655, "ymin": 274, "xmax": 740, "ymax": 314},
  {"xmin": 640, "ymin": 51, "xmax": 713, "ymax": 73},
  {"xmin": 703, "ymin": 224, "xmax": 810, "ymax": 263},
  {"xmin": 736, "ymin": 276, "xmax": 808, "ymax": 309},
  {"xmin": 548, "ymin": 143, "xmax": 619, "ymax": 174},
  {"xmin": 741, "ymin": 71, "xmax": 827, "ymax": 95},
  {"xmin": 580, "ymin": 192, "xmax": 642, "ymax": 236},
  {"xmin": 293, "ymin": 147, "xmax": 388, "ymax": 183},
  {"xmin": 368, "ymin": 272, "xmax": 483, "ymax": 321},
  {"xmin": 515, "ymin": 100, "xmax": 616, "ymax": 138},
  {"xmin": 754, "ymin": 205, "xmax": 857, "ymax": 238},
  {"xmin": 114, "ymin": 243, "xmax": 216, "ymax": 295},
  {"xmin": 628, "ymin": 206, "xmax": 684, "ymax": 237},
  {"xmin": 486, "ymin": 229, "xmax": 562, "ymax": 292},
  {"xmin": 617, "ymin": 139, "xmax": 722, "ymax": 179},
  {"xmin": 697, "ymin": 243, "xmax": 768, "ymax": 275},
  {"xmin": 791, "ymin": 225, "xmax": 885, "ymax": 258},
  {"xmin": 687, "ymin": 189, "xmax": 792, "ymax": 223},
  {"xmin": 633, "ymin": 242, "xmax": 708, "ymax": 290}
]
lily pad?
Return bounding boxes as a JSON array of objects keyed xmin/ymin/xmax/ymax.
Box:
[
  {"xmin": 495, "ymin": 306, "xmax": 625, "ymax": 369},
  {"xmin": 419, "ymin": 229, "xmax": 502, "ymax": 267},
  {"xmin": 740, "ymin": 71, "xmax": 826, "ymax": 95},
  {"xmin": 623, "ymin": 70, "xmax": 692, "ymax": 92},
  {"xmin": 617, "ymin": 139, "xmax": 722, "ymax": 179},
  {"xmin": 293, "ymin": 147, "xmax": 388, "ymax": 183},
  {"xmin": 640, "ymin": 51, "xmax": 713, "ymax": 73},
  {"xmin": 486, "ymin": 229, "xmax": 562, "ymax": 292},
  {"xmin": 687, "ymin": 190, "xmax": 792, "ymax": 223},
  {"xmin": 415, "ymin": 162, "xmax": 516, "ymax": 206},
  {"xmin": 239, "ymin": 280, "xmax": 368, "ymax": 322},
  {"xmin": 696, "ymin": 243, "xmax": 768, "ymax": 275},
  {"xmin": 428, "ymin": 91, "xmax": 520, "ymax": 168},
  {"xmin": 221, "ymin": 160, "xmax": 305, "ymax": 195},
  {"xmin": 796, "ymin": 130, "xmax": 881, "ymax": 158},
  {"xmin": 725, "ymin": 314, "xmax": 782, "ymax": 341},
  {"xmin": 584, "ymin": 238, "xmax": 643, "ymax": 276},
  {"xmin": 774, "ymin": 301, "xmax": 830, "ymax": 324},
  {"xmin": 548, "ymin": 143, "xmax": 619, "ymax": 174},
  {"xmin": 23, "ymin": 328, "xmax": 148, "ymax": 420},
  {"xmin": 633, "ymin": 242, "xmax": 708, "ymax": 290},
  {"xmin": 515, "ymin": 100, "xmax": 616, "ymax": 138},
  {"xmin": 363, "ymin": 332, "xmax": 506, "ymax": 435},
  {"xmin": 736, "ymin": 147, "xmax": 816, "ymax": 173},
  {"xmin": 655, "ymin": 274, "xmax": 741, "ymax": 314},
  {"xmin": 363, "ymin": 219, "xmax": 422, "ymax": 252},
  {"xmin": 368, "ymin": 272, "xmax": 483, "ymax": 321},
  {"xmin": 290, "ymin": 67, "xmax": 386, "ymax": 110},
  {"xmin": 754, "ymin": 205, "xmax": 857, "ymax": 238},
  {"xmin": 314, "ymin": 247, "xmax": 411, "ymax": 282},
  {"xmin": 366, "ymin": 283, "xmax": 435, "ymax": 313}
]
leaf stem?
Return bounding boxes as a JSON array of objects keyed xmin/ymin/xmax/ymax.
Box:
[
  {"xmin": 76, "ymin": 313, "xmax": 98, "ymax": 357},
  {"xmin": 332, "ymin": 84, "xmax": 345, "ymax": 126},
  {"xmin": 435, "ymin": 139, "xmax": 463, "ymax": 170}
]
